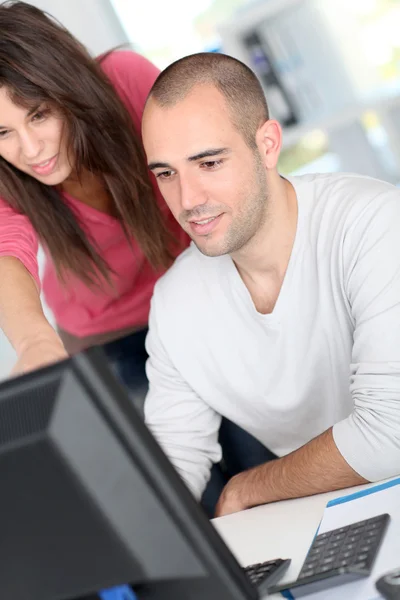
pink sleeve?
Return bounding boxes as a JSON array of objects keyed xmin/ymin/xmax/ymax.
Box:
[
  {"xmin": 99, "ymin": 50, "xmax": 160, "ymax": 132},
  {"xmin": 0, "ymin": 196, "xmax": 40, "ymax": 289}
]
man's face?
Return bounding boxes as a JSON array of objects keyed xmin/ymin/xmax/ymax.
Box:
[{"xmin": 142, "ymin": 85, "xmax": 269, "ymax": 257}]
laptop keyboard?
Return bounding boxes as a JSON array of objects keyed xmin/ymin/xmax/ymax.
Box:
[{"xmin": 243, "ymin": 557, "xmax": 291, "ymax": 591}]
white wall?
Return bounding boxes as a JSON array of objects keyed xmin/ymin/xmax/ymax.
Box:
[
  {"xmin": 0, "ymin": 0, "xmax": 128, "ymax": 379},
  {"xmin": 28, "ymin": 0, "xmax": 129, "ymax": 55},
  {"xmin": 0, "ymin": 333, "xmax": 16, "ymax": 379}
]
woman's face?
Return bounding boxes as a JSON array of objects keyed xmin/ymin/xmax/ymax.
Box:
[{"xmin": 0, "ymin": 86, "xmax": 72, "ymax": 185}]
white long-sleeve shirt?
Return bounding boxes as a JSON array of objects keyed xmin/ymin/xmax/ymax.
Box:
[{"xmin": 144, "ymin": 172, "xmax": 400, "ymax": 500}]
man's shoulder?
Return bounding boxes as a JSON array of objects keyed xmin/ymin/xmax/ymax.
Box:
[
  {"xmin": 154, "ymin": 243, "xmax": 220, "ymax": 302},
  {"xmin": 288, "ymin": 173, "xmax": 398, "ymax": 198},
  {"xmin": 291, "ymin": 171, "xmax": 398, "ymax": 203},
  {"xmin": 291, "ymin": 172, "xmax": 400, "ymax": 229}
]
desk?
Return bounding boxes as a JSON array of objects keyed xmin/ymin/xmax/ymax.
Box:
[{"xmin": 212, "ymin": 481, "xmax": 378, "ymax": 598}]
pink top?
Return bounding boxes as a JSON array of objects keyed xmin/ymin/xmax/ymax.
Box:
[{"xmin": 0, "ymin": 51, "xmax": 188, "ymax": 337}]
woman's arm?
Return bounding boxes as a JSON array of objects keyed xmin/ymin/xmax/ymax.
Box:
[{"xmin": 0, "ymin": 256, "xmax": 67, "ymax": 374}]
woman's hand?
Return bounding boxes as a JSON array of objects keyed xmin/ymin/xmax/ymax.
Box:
[{"xmin": 11, "ymin": 338, "xmax": 69, "ymax": 376}]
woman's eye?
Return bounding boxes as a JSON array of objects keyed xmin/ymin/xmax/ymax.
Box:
[
  {"xmin": 32, "ymin": 108, "xmax": 50, "ymax": 122},
  {"xmin": 0, "ymin": 130, "xmax": 9, "ymax": 138}
]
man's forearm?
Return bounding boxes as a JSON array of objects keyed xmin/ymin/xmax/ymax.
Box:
[
  {"xmin": 245, "ymin": 428, "xmax": 366, "ymax": 505},
  {"xmin": 215, "ymin": 428, "xmax": 368, "ymax": 516}
]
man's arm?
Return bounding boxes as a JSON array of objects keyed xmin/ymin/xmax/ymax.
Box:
[
  {"xmin": 144, "ymin": 289, "xmax": 222, "ymax": 500},
  {"xmin": 215, "ymin": 428, "xmax": 366, "ymax": 517}
]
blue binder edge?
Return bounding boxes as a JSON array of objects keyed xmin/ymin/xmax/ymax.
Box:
[
  {"xmin": 280, "ymin": 478, "xmax": 400, "ymax": 599},
  {"xmin": 326, "ymin": 477, "xmax": 400, "ymax": 508}
]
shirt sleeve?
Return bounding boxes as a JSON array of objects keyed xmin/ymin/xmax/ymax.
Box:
[
  {"xmin": 144, "ymin": 289, "xmax": 222, "ymax": 499},
  {"xmin": 0, "ymin": 196, "xmax": 40, "ymax": 289},
  {"xmin": 333, "ymin": 189, "xmax": 400, "ymax": 481}
]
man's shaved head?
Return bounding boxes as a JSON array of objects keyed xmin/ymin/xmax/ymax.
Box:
[{"xmin": 146, "ymin": 52, "xmax": 269, "ymax": 148}]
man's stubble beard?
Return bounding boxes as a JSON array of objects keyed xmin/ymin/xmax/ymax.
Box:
[{"xmin": 196, "ymin": 153, "xmax": 269, "ymax": 258}]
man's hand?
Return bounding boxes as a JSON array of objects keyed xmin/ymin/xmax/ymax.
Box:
[
  {"xmin": 214, "ymin": 429, "xmax": 367, "ymax": 518},
  {"xmin": 215, "ymin": 472, "xmax": 250, "ymax": 517}
]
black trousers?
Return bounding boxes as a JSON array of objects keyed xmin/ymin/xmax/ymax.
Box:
[{"xmin": 103, "ymin": 328, "xmax": 149, "ymax": 413}]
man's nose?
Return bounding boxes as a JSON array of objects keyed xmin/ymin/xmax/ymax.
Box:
[{"xmin": 179, "ymin": 173, "xmax": 207, "ymax": 211}]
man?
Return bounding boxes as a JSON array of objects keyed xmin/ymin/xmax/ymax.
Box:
[{"xmin": 141, "ymin": 52, "xmax": 400, "ymax": 518}]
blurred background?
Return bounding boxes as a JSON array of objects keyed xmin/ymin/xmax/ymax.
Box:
[{"xmin": 1, "ymin": 0, "xmax": 400, "ymax": 377}]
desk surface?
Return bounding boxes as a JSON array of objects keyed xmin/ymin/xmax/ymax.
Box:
[{"xmin": 212, "ymin": 481, "xmax": 378, "ymax": 598}]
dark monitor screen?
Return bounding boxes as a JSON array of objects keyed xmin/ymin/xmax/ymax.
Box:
[{"xmin": 0, "ymin": 347, "xmax": 259, "ymax": 600}]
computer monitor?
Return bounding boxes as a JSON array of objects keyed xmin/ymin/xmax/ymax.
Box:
[{"xmin": 0, "ymin": 347, "xmax": 260, "ymax": 600}]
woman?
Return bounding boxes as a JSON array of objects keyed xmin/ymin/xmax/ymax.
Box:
[{"xmin": 0, "ymin": 1, "xmax": 188, "ymax": 398}]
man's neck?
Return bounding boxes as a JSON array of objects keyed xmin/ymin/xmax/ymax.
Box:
[{"xmin": 231, "ymin": 176, "xmax": 298, "ymax": 314}]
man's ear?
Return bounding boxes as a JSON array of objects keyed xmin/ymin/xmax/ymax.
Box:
[{"xmin": 256, "ymin": 119, "xmax": 282, "ymax": 170}]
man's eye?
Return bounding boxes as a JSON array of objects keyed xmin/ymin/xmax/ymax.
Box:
[
  {"xmin": 201, "ymin": 160, "xmax": 223, "ymax": 169},
  {"xmin": 156, "ymin": 170, "xmax": 173, "ymax": 179},
  {"xmin": 0, "ymin": 130, "xmax": 9, "ymax": 138}
]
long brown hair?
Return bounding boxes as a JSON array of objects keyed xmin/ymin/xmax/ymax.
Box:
[{"xmin": 0, "ymin": 0, "xmax": 175, "ymax": 286}]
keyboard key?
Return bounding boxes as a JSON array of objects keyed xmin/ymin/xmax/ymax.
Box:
[
  {"xmin": 347, "ymin": 535, "xmax": 361, "ymax": 543},
  {"xmin": 356, "ymin": 553, "xmax": 368, "ymax": 561},
  {"xmin": 321, "ymin": 556, "xmax": 335, "ymax": 565},
  {"xmin": 350, "ymin": 523, "xmax": 365, "ymax": 531},
  {"xmin": 366, "ymin": 530, "xmax": 378, "ymax": 537},
  {"xmin": 337, "ymin": 559, "xmax": 350, "ymax": 567},
  {"xmin": 308, "ymin": 548, "xmax": 324, "ymax": 557},
  {"xmin": 336, "ymin": 526, "xmax": 350, "ymax": 534},
  {"xmin": 317, "ymin": 532, "xmax": 331, "ymax": 540},
  {"xmin": 301, "ymin": 569, "xmax": 315, "ymax": 578},
  {"xmin": 342, "ymin": 543, "xmax": 357, "ymax": 552}
]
